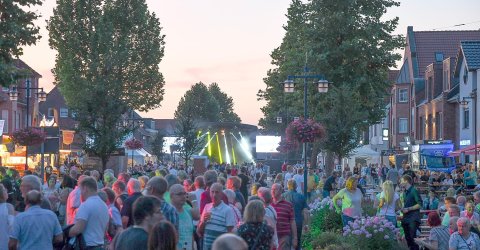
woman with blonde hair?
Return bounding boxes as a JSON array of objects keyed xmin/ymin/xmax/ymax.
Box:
[
  {"xmin": 237, "ymin": 200, "xmax": 274, "ymax": 250},
  {"xmin": 333, "ymin": 177, "xmax": 363, "ymax": 226},
  {"xmin": 376, "ymin": 180, "xmax": 401, "ymax": 227}
]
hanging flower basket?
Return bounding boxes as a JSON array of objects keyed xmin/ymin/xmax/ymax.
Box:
[
  {"xmin": 276, "ymin": 137, "xmax": 298, "ymax": 153},
  {"xmin": 286, "ymin": 118, "xmax": 326, "ymax": 143},
  {"xmin": 125, "ymin": 138, "xmax": 143, "ymax": 150},
  {"xmin": 12, "ymin": 128, "xmax": 47, "ymax": 146}
]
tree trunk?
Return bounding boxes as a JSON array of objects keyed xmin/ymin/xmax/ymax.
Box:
[
  {"xmin": 310, "ymin": 142, "xmax": 320, "ymax": 169},
  {"xmin": 101, "ymin": 155, "xmax": 109, "ymax": 173},
  {"xmin": 325, "ymin": 151, "xmax": 335, "ymax": 176}
]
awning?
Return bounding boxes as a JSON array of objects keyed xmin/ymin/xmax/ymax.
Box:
[
  {"xmin": 449, "ymin": 144, "xmax": 480, "ymax": 157},
  {"xmin": 125, "ymin": 148, "xmax": 150, "ymax": 157}
]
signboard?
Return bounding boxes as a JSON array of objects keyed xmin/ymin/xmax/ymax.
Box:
[{"xmin": 62, "ymin": 130, "xmax": 75, "ymax": 145}]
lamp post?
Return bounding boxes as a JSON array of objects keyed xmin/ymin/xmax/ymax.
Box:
[
  {"xmin": 9, "ymin": 80, "xmax": 47, "ymax": 170},
  {"xmin": 283, "ymin": 66, "xmax": 329, "ymax": 195},
  {"xmin": 126, "ymin": 110, "xmax": 144, "ymax": 168},
  {"xmin": 461, "ymin": 91, "xmax": 478, "ymax": 171}
]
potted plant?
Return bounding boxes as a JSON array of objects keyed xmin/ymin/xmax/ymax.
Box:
[
  {"xmin": 125, "ymin": 138, "xmax": 143, "ymax": 150},
  {"xmin": 12, "ymin": 127, "xmax": 47, "ymax": 146},
  {"xmin": 285, "ymin": 118, "xmax": 326, "ymax": 143}
]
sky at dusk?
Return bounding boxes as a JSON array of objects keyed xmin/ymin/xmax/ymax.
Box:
[{"xmin": 19, "ymin": 0, "xmax": 480, "ymax": 126}]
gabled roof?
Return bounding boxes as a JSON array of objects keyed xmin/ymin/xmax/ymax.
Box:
[
  {"xmin": 407, "ymin": 27, "xmax": 480, "ymax": 78},
  {"xmin": 13, "ymin": 59, "xmax": 42, "ymax": 78},
  {"xmin": 396, "ymin": 59, "xmax": 411, "ymax": 84},
  {"xmin": 461, "ymin": 41, "xmax": 480, "ymax": 71}
]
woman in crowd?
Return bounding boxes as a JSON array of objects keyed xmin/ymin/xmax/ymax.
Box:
[
  {"xmin": 423, "ymin": 190, "xmax": 440, "ymax": 210},
  {"xmin": 0, "ymin": 184, "xmax": 15, "ymax": 250},
  {"xmin": 148, "ymin": 221, "xmax": 178, "ymax": 250},
  {"xmin": 103, "ymin": 187, "xmax": 123, "ymax": 239},
  {"xmin": 415, "ymin": 212, "xmax": 450, "ymax": 250},
  {"xmin": 43, "ymin": 174, "xmax": 60, "ymax": 212},
  {"xmin": 274, "ymin": 173, "xmax": 284, "ymax": 187},
  {"xmin": 376, "ymin": 180, "xmax": 401, "ymax": 227},
  {"xmin": 449, "ymin": 217, "xmax": 480, "ymax": 249},
  {"xmin": 461, "ymin": 202, "xmax": 480, "ymax": 228},
  {"xmin": 237, "ymin": 200, "xmax": 274, "ymax": 250},
  {"xmin": 223, "ymin": 189, "xmax": 242, "ymax": 230},
  {"xmin": 464, "ymin": 164, "xmax": 477, "ymax": 190},
  {"xmin": 333, "ymin": 177, "xmax": 363, "ymax": 226}
]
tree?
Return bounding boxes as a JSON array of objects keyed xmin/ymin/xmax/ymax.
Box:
[
  {"xmin": 175, "ymin": 82, "xmax": 220, "ymax": 122},
  {"xmin": 48, "ymin": 0, "xmax": 166, "ymax": 170},
  {"xmin": 174, "ymin": 112, "xmax": 205, "ymax": 166},
  {"xmin": 208, "ymin": 83, "xmax": 241, "ymax": 123},
  {"xmin": 0, "ymin": 0, "xmax": 42, "ymax": 85},
  {"xmin": 150, "ymin": 131, "xmax": 165, "ymax": 162},
  {"xmin": 259, "ymin": 0, "xmax": 403, "ymax": 170}
]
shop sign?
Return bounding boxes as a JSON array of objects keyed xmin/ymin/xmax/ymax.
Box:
[{"xmin": 62, "ymin": 130, "xmax": 75, "ymax": 145}]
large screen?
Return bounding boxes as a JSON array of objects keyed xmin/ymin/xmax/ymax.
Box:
[
  {"xmin": 163, "ymin": 137, "xmax": 181, "ymax": 154},
  {"xmin": 255, "ymin": 136, "xmax": 281, "ymax": 153}
]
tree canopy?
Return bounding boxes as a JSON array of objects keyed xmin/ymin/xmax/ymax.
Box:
[
  {"xmin": 48, "ymin": 0, "xmax": 166, "ymax": 169},
  {"xmin": 0, "ymin": 0, "xmax": 42, "ymax": 85},
  {"xmin": 259, "ymin": 0, "xmax": 403, "ymax": 164}
]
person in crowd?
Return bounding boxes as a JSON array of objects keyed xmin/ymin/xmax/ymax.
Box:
[
  {"xmin": 61, "ymin": 169, "xmax": 78, "ymax": 189},
  {"xmin": 17, "ymin": 175, "xmax": 52, "ymax": 212},
  {"xmin": 446, "ymin": 205, "xmax": 462, "ymax": 230},
  {"xmin": 9, "ymin": 190, "xmax": 62, "ymax": 250},
  {"xmin": 138, "ymin": 176, "xmax": 150, "ymax": 191},
  {"xmin": 183, "ymin": 179, "xmax": 193, "ymax": 192},
  {"xmin": 91, "ymin": 170, "xmax": 104, "ymax": 190},
  {"xmin": 386, "ymin": 164, "xmax": 400, "ymax": 190},
  {"xmin": 414, "ymin": 211, "xmax": 450, "ymax": 250},
  {"xmin": 66, "ymin": 175, "xmax": 87, "ymax": 225},
  {"xmin": 223, "ymin": 189, "xmax": 242, "ymax": 230},
  {"xmin": 237, "ymin": 200, "xmax": 274, "ymax": 250},
  {"xmin": 198, "ymin": 183, "xmax": 236, "ymax": 250},
  {"xmin": 103, "ymin": 171, "xmax": 116, "ymax": 188},
  {"xmin": 333, "ymin": 177, "xmax": 363, "ymax": 227},
  {"xmin": 258, "ymin": 187, "xmax": 278, "ymax": 249},
  {"xmin": 403, "ymin": 164, "xmax": 416, "ymax": 182},
  {"xmin": 103, "ymin": 187, "xmax": 123, "ymax": 238},
  {"xmin": 238, "ymin": 167, "xmax": 250, "ymax": 202},
  {"xmin": 399, "ymin": 174, "xmax": 422, "ymax": 250},
  {"xmin": 0, "ymin": 184, "xmax": 15, "ymax": 250},
  {"xmin": 121, "ymin": 178, "xmax": 143, "ymax": 228},
  {"xmin": 112, "ymin": 180, "xmax": 128, "ymax": 211},
  {"xmin": 271, "ymin": 183, "xmax": 297, "ymax": 250},
  {"xmin": 376, "ymin": 180, "xmax": 401, "ymax": 227},
  {"xmin": 292, "ymin": 168, "xmax": 304, "ymax": 194},
  {"xmin": 457, "ymin": 196, "xmax": 467, "ymax": 211},
  {"xmin": 274, "ymin": 173, "xmax": 284, "ymax": 187},
  {"xmin": 322, "ymin": 172, "xmax": 337, "ymax": 199},
  {"xmin": 170, "ymin": 184, "xmax": 200, "ymax": 250},
  {"xmin": 423, "ymin": 190, "xmax": 440, "ymax": 210},
  {"xmin": 449, "ymin": 217, "xmax": 480, "ymax": 249},
  {"xmin": 43, "ymin": 174, "xmax": 60, "ymax": 212},
  {"xmin": 284, "ymin": 166, "xmax": 294, "ymax": 188},
  {"xmin": 145, "ymin": 176, "xmax": 179, "ymax": 229},
  {"xmin": 200, "ymin": 170, "xmax": 228, "ymax": 215},
  {"xmin": 442, "ymin": 197, "xmax": 457, "ymax": 227},
  {"xmin": 118, "ymin": 173, "xmax": 130, "ymax": 184},
  {"xmin": 212, "ymin": 233, "xmax": 248, "ymax": 250},
  {"xmin": 68, "ymin": 176, "xmax": 109, "ymax": 249},
  {"xmin": 163, "ymin": 174, "xmax": 180, "ymax": 203},
  {"xmin": 147, "ymin": 220, "xmax": 178, "ymax": 250},
  {"xmin": 474, "ymin": 192, "xmax": 480, "ymax": 214},
  {"xmin": 450, "ymin": 216, "xmax": 460, "ymax": 234},
  {"xmin": 113, "ymin": 196, "xmax": 163, "ymax": 250},
  {"xmin": 190, "ymin": 176, "xmax": 205, "ymax": 250},
  {"xmin": 465, "ymin": 164, "xmax": 478, "ymax": 190},
  {"xmin": 226, "ymin": 176, "xmax": 246, "ymax": 211},
  {"xmin": 461, "ymin": 202, "xmax": 480, "ymax": 228},
  {"xmin": 283, "ymin": 179, "xmax": 309, "ymax": 248}
]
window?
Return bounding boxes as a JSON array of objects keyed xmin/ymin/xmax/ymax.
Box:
[
  {"xmin": 60, "ymin": 108, "xmax": 68, "ymax": 118},
  {"xmin": 399, "ymin": 118, "xmax": 408, "ymax": 134},
  {"xmin": 443, "ymin": 69, "xmax": 450, "ymax": 91},
  {"xmin": 48, "ymin": 108, "xmax": 55, "ymax": 118},
  {"xmin": 2, "ymin": 86, "xmax": 9, "ymax": 92},
  {"xmin": 464, "ymin": 108, "xmax": 470, "ymax": 129},
  {"xmin": 435, "ymin": 52, "xmax": 444, "ymax": 62},
  {"xmin": 427, "ymin": 77, "xmax": 433, "ymax": 100},
  {"xmin": 1, "ymin": 110, "xmax": 8, "ymax": 134},
  {"xmin": 436, "ymin": 112, "xmax": 442, "ymax": 139},
  {"xmin": 398, "ymin": 89, "xmax": 408, "ymax": 103}
]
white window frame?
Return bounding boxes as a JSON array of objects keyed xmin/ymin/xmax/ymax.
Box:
[
  {"xmin": 398, "ymin": 89, "xmax": 408, "ymax": 103},
  {"xmin": 48, "ymin": 108, "xmax": 55, "ymax": 118},
  {"xmin": 398, "ymin": 118, "xmax": 408, "ymax": 134},
  {"xmin": 59, "ymin": 108, "xmax": 68, "ymax": 118}
]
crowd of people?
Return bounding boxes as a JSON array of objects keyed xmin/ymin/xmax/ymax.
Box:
[{"xmin": 3, "ymin": 160, "xmax": 480, "ymax": 249}]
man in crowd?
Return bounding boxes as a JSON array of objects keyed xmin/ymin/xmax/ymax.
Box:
[
  {"xmin": 322, "ymin": 172, "xmax": 337, "ymax": 199},
  {"xmin": 271, "ymin": 183, "xmax": 297, "ymax": 250},
  {"xmin": 9, "ymin": 190, "xmax": 63, "ymax": 250},
  {"xmin": 121, "ymin": 178, "xmax": 143, "ymax": 228},
  {"xmin": 386, "ymin": 164, "xmax": 400, "ymax": 190},
  {"xmin": 283, "ymin": 179, "xmax": 308, "ymax": 249},
  {"xmin": 198, "ymin": 183, "xmax": 235, "ymax": 250},
  {"xmin": 66, "ymin": 175, "xmax": 87, "ymax": 225},
  {"xmin": 212, "ymin": 233, "xmax": 248, "ymax": 250},
  {"xmin": 68, "ymin": 176, "xmax": 109, "ymax": 249},
  {"xmin": 200, "ymin": 170, "xmax": 228, "ymax": 214},
  {"xmin": 112, "ymin": 180, "xmax": 128, "ymax": 211},
  {"xmin": 18, "ymin": 175, "xmax": 52, "ymax": 212},
  {"xmin": 113, "ymin": 196, "xmax": 164, "ymax": 250},
  {"xmin": 191, "ymin": 176, "xmax": 205, "ymax": 250},
  {"xmin": 226, "ymin": 176, "xmax": 246, "ymax": 211},
  {"xmin": 258, "ymin": 187, "xmax": 278, "ymax": 249},
  {"xmin": 237, "ymin": 167, "xmax": 250, "ymax": 202},
  {"xmin": 145, "ymin": 176, "xmax": 179, "ymax": 229},
  {"xmin": 170, "ymin": 184, "xmax": 200, "ymax": 250},
  {"xmin": 400, "ymin": 175, "xmax": 422, "ymax": 250}
]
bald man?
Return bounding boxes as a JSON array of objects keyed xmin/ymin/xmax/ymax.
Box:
[
  {"xmin": 212, "ymin": 233, "xmax": 248, "ymax": 250},
  {"xmin": 121, "ymin": 179, "xmax": 142, "ymax": 228},
  {"xmin": 198, "ymin": 183, "xmax": 236, "ymax": 250}
]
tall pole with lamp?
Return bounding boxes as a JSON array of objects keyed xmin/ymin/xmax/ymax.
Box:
[
  {"xmin": 461, "ymin": 91, "xmax": 478, "ymax": 171},
  {"xmin": 283, "ymin": 64, "xmax": 329, "ymax": 195},
  {"xmin": 9, "ymin": 80, "xmax": 47, "ymax": 171}
]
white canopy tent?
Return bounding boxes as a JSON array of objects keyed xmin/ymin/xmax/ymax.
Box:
[
  {"xmin": 125, "ymin": 148, "xmax": 151, "ymax": 165},
  {"xmin": 347, "ymin": 145, "xmax": 381, "ymax": 166}
]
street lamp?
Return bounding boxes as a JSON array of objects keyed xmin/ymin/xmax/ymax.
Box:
[
  {"xmin": 461, "ymin": 91, "xmax": 478, "ymax": 171},
  {"xmin": 9, "ymin": 80, "xmax": 48, "ymax": 170},
  {"xmin": 283, "ymin": 67, "xmax": 329, "ymax": 195}
]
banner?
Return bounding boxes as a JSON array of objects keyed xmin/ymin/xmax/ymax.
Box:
[{"xmin": 62, "ymin": 130, "xmax": 75, "ymax": 145}]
